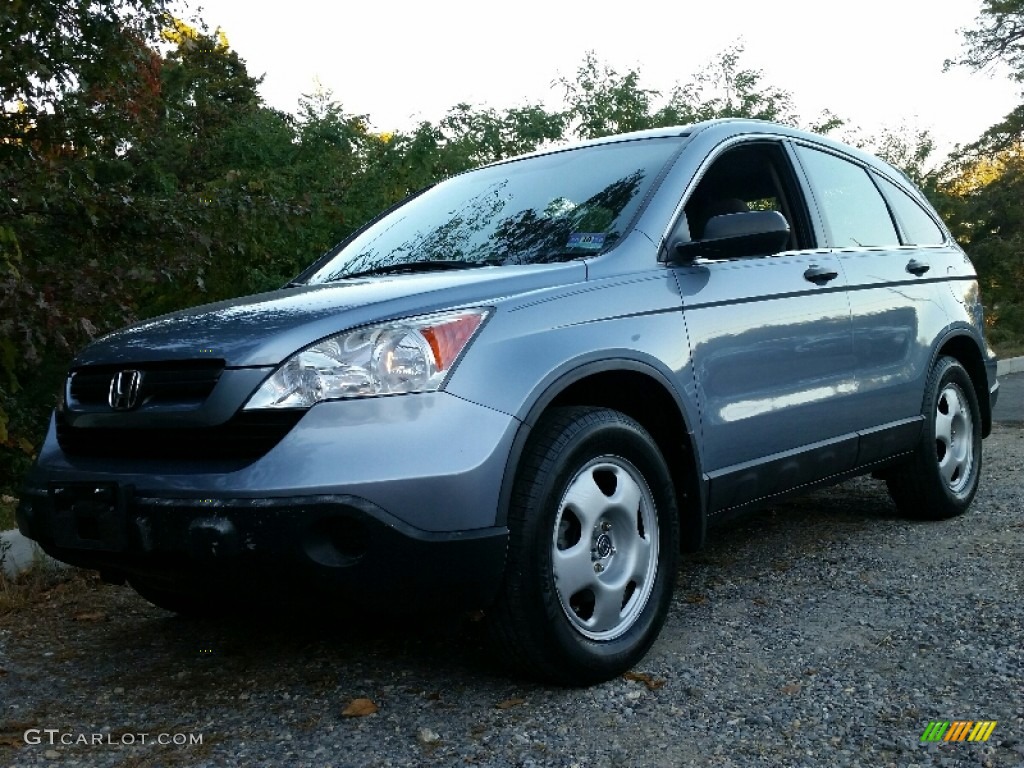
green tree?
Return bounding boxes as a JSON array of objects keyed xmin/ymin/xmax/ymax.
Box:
[
  {"xmin": 940, "ymin": 144, "xmax": 1024, "ymax": 348},
  {"xmin": 1, "ymin": 0, "xmax": 172, "ymax": 472},
  {"xmin": 438, "ymin": 103, "xmax": 567, "ymax": 165},
  {"xmin": 557, "ymin": 45, "xmax": 841, "ymax": 141},
  {"xmin": 653, "ymin": 44, "xmax": 799, "ymax": 127},
  {"xmin": 558, "ymin": 52, "xmax": 659, "ymax": 139},
  {"xmin": 857, "ymin": 125, "xmax": 939, "ymax": 191},
  {"xmin": 0, "ymin": 12, "xmax": 308, "ymax": 486},
  {"xmin": 941, "ymin": 2, "xmax": 1024, "ymax": 167},
  {"xmin": 0, "ymin": 0, "xmax": 171, "ymax": 146},
  {"xmin": 944, "ymin": 0, "xmax": 1024, "ymax": 351},
  {"xmin": 947, "ymin": 0, "xmax": 1024, "ymax": 82}
]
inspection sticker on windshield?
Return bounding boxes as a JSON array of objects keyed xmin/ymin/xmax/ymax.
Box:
[{"xmin": 567, "ymin": 233, "xmax": 606, "ymax": 250}]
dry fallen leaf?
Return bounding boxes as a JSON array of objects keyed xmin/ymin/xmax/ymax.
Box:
[
  {"xmin": 342, "ymin": 698, "xmax": 379, "ymax": 717},
  {"xmin": 781, "ymin": 683, "xmax": 801, "ymax": 695},
  {"xmin": 684, "ymin": 593, "xmax": 709, "ymax": 604},
  {"xmin": 623, "ymin": 671, "xmax": 666, "ymax": 691},
  {"xmin": 495, "ymin": 697, "xmax": 525, "ymax": 709}
]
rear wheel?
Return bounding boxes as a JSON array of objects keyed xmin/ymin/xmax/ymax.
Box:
[
  {"xmin": 489, "ymin": 407, "xmax": 679, "ymax": 686},
  {"xmin": 886, "ymin": 356, "xmax": 983, "ymax": 519}
]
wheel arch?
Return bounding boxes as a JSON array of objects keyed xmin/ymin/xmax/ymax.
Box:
[
  {"xmin": 932, "ymin": 329, "xmax": 992, "ymax": 438},
  {"xmin": 498, "ymin": 360, "xmax": 707, "ymax": 552}
]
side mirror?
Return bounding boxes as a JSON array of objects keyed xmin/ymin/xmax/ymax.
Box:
[{"xmin": 669, "ymin": 210, "xmax": 791, "ymax": 263}]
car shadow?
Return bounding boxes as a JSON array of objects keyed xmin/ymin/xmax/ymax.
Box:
[{"xmin": 72, "ymin": 477, "xmax": 906, "ymax": 695}]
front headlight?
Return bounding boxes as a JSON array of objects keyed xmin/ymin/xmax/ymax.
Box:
[{"xmin": 243, "ymin": 308, "xmax": 490, "ymax": 410}]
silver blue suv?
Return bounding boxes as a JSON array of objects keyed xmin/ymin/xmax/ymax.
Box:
[{"xmin": 17, "ymin": 119, "xmax": 999, "ymax": 685}]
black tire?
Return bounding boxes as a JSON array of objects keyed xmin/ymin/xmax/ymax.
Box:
[
  {"xmin": 488, "ymin": 406, "xmax": 679, "ymax": 686},
  {"xmin": 886, "ymin": 356, "xmax": 983, "ymax": 519},
  {"xmin": 129, "ymin": 576, "xmax": 231, "ymax": 618}
]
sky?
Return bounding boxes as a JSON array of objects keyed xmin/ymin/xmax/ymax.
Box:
[{"xmin": 182, "ymin": 0, "xmax": 1021, "ymax": 158}]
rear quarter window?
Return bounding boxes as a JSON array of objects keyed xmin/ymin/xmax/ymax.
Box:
[{"xmin": 874, "ymin": 174, "xmax": 946, "ymax": 246}]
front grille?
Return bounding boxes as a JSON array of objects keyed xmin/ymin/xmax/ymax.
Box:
[
  {"xmin": 69, "ymin": 360, "xmax": 225, "ymax": 409},
  {"xmin": 56, "ymin": 411, "xmax": 304, "ymax": 461}
]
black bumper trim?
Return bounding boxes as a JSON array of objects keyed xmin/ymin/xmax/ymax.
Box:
[{"xmin": 17, "ymin": 491, "xmax": 508, "ymax": 612}]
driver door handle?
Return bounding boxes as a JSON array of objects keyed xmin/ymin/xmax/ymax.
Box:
[
  {"xmin": 906, "ymin": 259, "xmax": 930, "ymax": 276},
  {"xmin": 804, "ymin": 265, "xmax": 839, "ymax": 284}
]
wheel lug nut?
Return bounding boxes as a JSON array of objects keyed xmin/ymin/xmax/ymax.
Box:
[
  {"xmin": 601, "ymin": 521, "xmax": 612, "ymax": 532},
  {"xmin": 594, "ymin": 563, "xmax": 604, "ymax": 573}
]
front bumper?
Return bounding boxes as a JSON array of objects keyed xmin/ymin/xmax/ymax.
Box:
[
  {"xmin": 17, "ymin": 491, "xmax": 507, "ymax": 610},
  {"xmin": 19, "ymin": 391, "xmax": 521, "ymax": 609}
]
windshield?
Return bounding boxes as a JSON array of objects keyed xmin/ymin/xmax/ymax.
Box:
[{"xmin": 303, "ymin": 138, "xmax": 681, "ymax": 284}]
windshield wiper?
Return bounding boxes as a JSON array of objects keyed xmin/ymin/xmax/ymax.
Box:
[{"xmin": 330, "ymin": 259, "xmax": 499, "ymax": 282}]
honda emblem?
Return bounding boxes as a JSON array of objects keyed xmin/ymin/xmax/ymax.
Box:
[{"xmin": 108, "ymin": 370, "xmax": 143, "ymax": 410}]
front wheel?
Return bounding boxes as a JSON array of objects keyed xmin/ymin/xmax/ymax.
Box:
[
  {"xmin": 489, "ymin": 407, "xmax": 679, "ymax": 685},
  {"xmin": 886, "ymin": 356, "xmax": 983, "ymax": 519}
]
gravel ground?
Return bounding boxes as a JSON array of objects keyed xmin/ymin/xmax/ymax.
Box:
[{"xmin": 1, "ymin": 425, "xmax": 1022, "ymax": 768}]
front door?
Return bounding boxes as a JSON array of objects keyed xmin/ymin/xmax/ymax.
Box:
[{"xmin": 672, "ymin": 140, "xmax": 857, "ymax": 512}]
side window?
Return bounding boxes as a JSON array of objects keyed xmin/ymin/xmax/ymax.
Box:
[
  {"xmin": 874, "ymin": 174, "xmax": 945, "ymax": 246},
  {"xmin": 684, "ymin": 141, "xmax": 812, "ymax": 251},
  {"xmin": 794, "ymin": 145, "xmax": 899, "ymax": 248}
]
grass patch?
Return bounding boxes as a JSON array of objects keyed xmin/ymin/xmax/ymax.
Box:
[
  {"xmin": 992, "ymin": 340, "xmax": 1024, "ymax": 360},
  {"xmin": 0, "ymin": 498, "xmax": 94, "ymax": 615},
  {"xmin": 989, "ymin": 326, "xmax": 1024, "ymax": 361},
  {"xmin": 0, "ymin": 495, "xmax": 16, "ymax": 530},
  {"xmin": 0, "ymin": 558, "xmax": 99, "ymax": 616},
  {"xmin": 0, "ymin": 495, "xmax": 16, "ymax": 601}
]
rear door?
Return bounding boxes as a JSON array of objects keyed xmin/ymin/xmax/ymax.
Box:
[{"xmin": 791, "ymin": 143, "xmax": 950, "ymax": 465}]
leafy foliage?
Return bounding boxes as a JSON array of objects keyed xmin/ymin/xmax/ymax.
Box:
[
  {"xmin": 654, "ymin": 44, "xmax": 800, "ymax": 127},
  {"xmin": 940, "ymin": 144, "xmax": 1024, "ymax": 347},
  {"xmin": 863, "ymin": 125, "xmax": 939, "ymax": 191},
  {"xmin": 557, "ymin": 44, "xmax": 827, "ymax": 140},
  {"xmin": 943, "ymin": 0, "xmax": 1024, "ymax": 351},
  {"xmin": 947, "ymin": 0, "xmax": 1024, "ymax": 82},
  {"xmin": 558, "ymin": 53, "xmax": 661, "ymax": 139}
]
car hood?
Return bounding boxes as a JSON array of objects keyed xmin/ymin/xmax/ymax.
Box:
[{"xmin": 73, "ymin": 263, "xmax": 586, "ymax": 368}]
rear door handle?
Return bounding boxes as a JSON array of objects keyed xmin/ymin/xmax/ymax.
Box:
[
  {"xmin": 803, "ymin": 265, "xmax": 839, "ymax": 284},
  {"xmin": 906, "ymin": 259, "xmax": 930, "ymax": 276}
]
